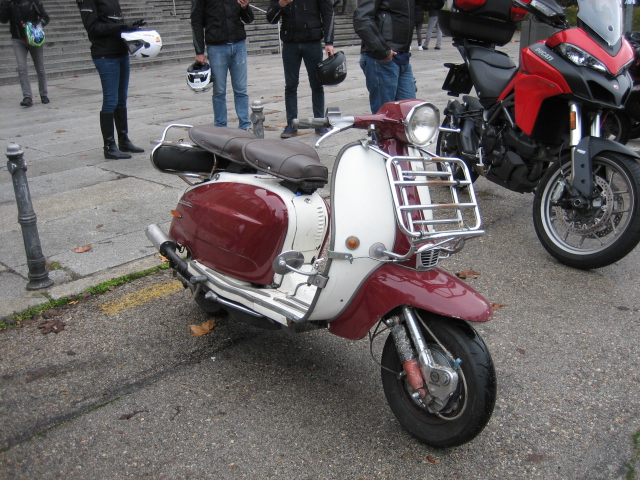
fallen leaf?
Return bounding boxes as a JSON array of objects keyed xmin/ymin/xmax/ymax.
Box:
[
  {"xmin": 41, "ymin": 308, "xmax": 61, "ymax": 319},
  {"xmin": 181, "ymin": 108, "xmax": 191, "ymax": 111},
  {"xmin": 38, "ymin": 319, "xmax": 66, "ymax": 334},
  {"xmin": 72, "ymin": 244, "xmax": 92, "ymax": 253},
  {"xmin": 188, "ymin": 319, "xmax": 216, "ymax": 336},
  {"xmin": 491, "ymin": 302, "xmax": 507, "ymax": 310},
  {"xmin": 456, "ymin": 269, "xmax": 481, "ymax": 279},
  {"xmin": 96, "ymin": 224, "xmax": 103, "ymax": 229},
  {"xmin": 68, "ymin": 300, "xmax": 79, "ymax": 305},
  {"xmin": 426, "ymin": 456, "xmax": 438, "ymax": 464},
  {"xmin": 617, "ymin": 306, "xmax": 630, "ymax": 311},
  {"xmin": 526, "ymin": 453, "xmax": 545, "ymax": 463},
  {"xmin": 159, "ymin": 254, "xmax": 170, "ymax": 263},
  {"xmin": 517, "ymin": 348, "xmax": 526, "ymax": 355},
  {"xmin": 55, "ymin": 129, "xmax": 67, "ymax": 133}
]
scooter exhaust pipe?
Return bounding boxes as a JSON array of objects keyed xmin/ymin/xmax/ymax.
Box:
[{"xmin": 146, "ymin": 224, "xmax": 189, "ymax": 276}]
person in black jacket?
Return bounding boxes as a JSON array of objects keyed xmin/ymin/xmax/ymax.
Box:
[
  {"xmin": 0, "ymin": 0, "xmax": 50, "ymax": 107},
  {"xmin": 353, "ymin": 0, "xmax": 417, "ymax": 114},
  {"xmin": 191, "ymin": 0, "xmax": 254, "ymax": 130},
  {"xmin": 267, "ymin": 0, "xmax": 334, "ymax": 138},
  {"xmin": 77, "ymin": 0, "xmax": 145, "ymax": 160}
]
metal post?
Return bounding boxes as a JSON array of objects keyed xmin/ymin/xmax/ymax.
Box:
[
  {"xmin": 5, "ymin": 143, "xmax": 53, "ymax": 290},
  {"xmin": 625, "ymin": 0, "xmax": 635, "ymax": 34},
  {"xmin": 250, "ymin": 100, "xmax": 266, "ymax": 139}
]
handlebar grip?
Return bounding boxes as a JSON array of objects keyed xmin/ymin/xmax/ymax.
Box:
[{"xmin": 293, "ymin": 117, "xmax": 329, "ymax": 129}]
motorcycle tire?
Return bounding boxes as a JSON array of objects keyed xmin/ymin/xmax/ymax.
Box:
[
  {"xmin": 380, "ymin": 313, "xmax": 496, "ymax": 449},
  {"xmin": 600, "ymin": 109, "xmax": 631, "ymax": 145},
  {"xmin": 436, "ymin": 115, "xmax": 479, "ymax": 183},
  {"xmin": 533, "ymin": 151, "xmax": 640, "ymax": 269}
]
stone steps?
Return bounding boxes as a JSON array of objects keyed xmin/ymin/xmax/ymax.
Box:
[{"xmin": 0, "ymin": 0, "xmax": 360, "ymax": 86}]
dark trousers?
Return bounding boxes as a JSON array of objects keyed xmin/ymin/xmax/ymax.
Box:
[{"xmin": 282, "ymin": 41, "xmax": 325, "ymax": 125}]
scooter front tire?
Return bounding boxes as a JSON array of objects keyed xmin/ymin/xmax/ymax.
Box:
[{"xmin": 380, "ymin": 313, "xmax": 496, "ymax": 448}]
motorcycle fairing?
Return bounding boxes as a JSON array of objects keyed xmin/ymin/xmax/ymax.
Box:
[{"xmin": 327, "ymin": 263, "xmax": 493, "ymax": 341}]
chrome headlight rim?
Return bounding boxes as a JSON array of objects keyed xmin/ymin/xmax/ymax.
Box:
[
  {"xmin": 404, "ymin": 101, "xmax": 440, "ymax": 147},
  {"xmin": 557, "ymin": 42, "xmax": 609, "ymax": 75}
]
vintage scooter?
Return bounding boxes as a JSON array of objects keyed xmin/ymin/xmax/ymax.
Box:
[{"xmin": 146, "ymin": 100, "xmax": 497, "ymax": 448}]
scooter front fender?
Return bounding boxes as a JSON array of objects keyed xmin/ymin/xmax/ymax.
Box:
[{"xmin": 327, "ymin": 263, "xmax": 493, "ymax": 341}]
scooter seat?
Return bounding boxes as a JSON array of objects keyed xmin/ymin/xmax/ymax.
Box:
[
  {"xmin": 242, "ymin": 139, "xmax": 328, "ymax": 190},
  {"xmin": 189, "ymin": 125, "xmax": 257, "ymax": 164}
]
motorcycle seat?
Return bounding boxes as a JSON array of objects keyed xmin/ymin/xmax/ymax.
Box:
[
  {"xmin": 467, "ymin": 46, "xmax": 517, "ymax": 107},
  {"xmin": 189, "ymin": 125, "xmax": 257, "ymax": 165},
  {"xmin": 242, "ymin": 139, "xmax": 328, "ymax": 191}
]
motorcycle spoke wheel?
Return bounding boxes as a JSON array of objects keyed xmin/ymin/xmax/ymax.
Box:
[
  {"xmin": 533, "ymin": 152, "xmax": 640, "ymax": 269},
  {"xmin": 380, "ymin": 314, "xmax": 496, "ymax": 448}
]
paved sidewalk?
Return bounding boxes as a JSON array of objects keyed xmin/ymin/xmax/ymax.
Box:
[{"xmin": 0, "ymin": 36, "xmax": 523, "ymax": 318}]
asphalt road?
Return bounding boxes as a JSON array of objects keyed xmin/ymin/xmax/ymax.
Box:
[{"xmin": 1, "ymin": 159, "xmax": 639, "ymax": 479}]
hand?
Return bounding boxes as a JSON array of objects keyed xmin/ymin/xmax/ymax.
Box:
[
  {"xmin": 279, "ymin": 0, "xmax": 293, "ymax": 7},
  {"xmin": 238, "ymin": 0, "xmax": 249, "ymax": 8},
  {"xmin": 325, "ymin": 45, "xmax": 334, "ymax": 56},
  {"xmin": 121, "ymin": 23, "xmax": 137, "ymax": 32},
  {"xmin": 195, "ymin": 54, "xmax": 207, "ymax": 64},
  {"xmin": 132, "ymin": 19, "xmax": 146, "ymax": 28},
  {"xmin": 381, "ymin": 50, "xmax": 396, "ymax": 63}
]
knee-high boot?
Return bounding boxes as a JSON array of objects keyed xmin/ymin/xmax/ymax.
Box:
[
  {"xmin": 114, "ymin": 108, "xmax": 144, "ymax": 153},
  {"xmin": 100, "ymin": 112, "xmax": 131, "ymax": 160}
]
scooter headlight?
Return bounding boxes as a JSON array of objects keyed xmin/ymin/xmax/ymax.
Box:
[
  {"xmin": 404, "ymin": 102, "xmax": 440, "ymax": 147},
  {"xmin": 557, "ymin": 43, "xmax": 609, "ymax": 75}
]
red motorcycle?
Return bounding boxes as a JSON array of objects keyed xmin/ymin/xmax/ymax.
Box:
[
  {"xmin": 147, "ymin": 100, "xmax": 497, "ymax": 447},
  {"xmin": 437, "ymin": 0, "xmax": 640, "ymax": 269}
]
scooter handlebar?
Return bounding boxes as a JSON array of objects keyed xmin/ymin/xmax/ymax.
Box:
[{"xmin": 293, "ymin": 117, "xmax": 329, "ymax": 129}]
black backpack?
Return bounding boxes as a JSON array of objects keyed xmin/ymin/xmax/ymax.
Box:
[{"xmin": 425, "ymin": 0, "xmax": 445, "ymax": 10}]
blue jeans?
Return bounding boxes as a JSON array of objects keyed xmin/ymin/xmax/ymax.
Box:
[
  {"xmin": 93, "ymin": 55, "xmax": 130, "ymax": 113},
  {"xmin": 207, "ymin": 41, "xmax": 250, "ymax": 130},
  {"xmin": 282, "ymin": 41, "xmax": 324, "ymax": 126},
  {"xmin": 359, "ymin": 54, "xmax": 416, "ymax": 114}
]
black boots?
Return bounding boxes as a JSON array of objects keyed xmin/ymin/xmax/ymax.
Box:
[
  {"xmin": 114, "ymin": 108, "xmax": 144, "ymax": 154},
  {"xmin": 100, "ymin": 112, "xmax": 131, "ymax": 159}
]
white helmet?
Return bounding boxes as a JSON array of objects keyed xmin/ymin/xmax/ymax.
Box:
[
  {"xmin": 121, "ymin": 30, "xmax": 162, "ymax": 59},
  {"xmin": 186, "ymin": 62, "xmax": 213, "ymax": 93}
]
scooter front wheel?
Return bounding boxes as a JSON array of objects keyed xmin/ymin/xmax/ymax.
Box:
[
  {"xmin": 380, "ymin": 314, "xmax": 496, "ymax": 448},
  {"xmin": 533, "ymin": 152, "xmax": 640, "ymax": 269}
]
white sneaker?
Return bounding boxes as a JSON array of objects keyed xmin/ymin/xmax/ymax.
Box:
[{"xmin": 418, "ymin": 45, "xmax": 425, "ymax": 50}]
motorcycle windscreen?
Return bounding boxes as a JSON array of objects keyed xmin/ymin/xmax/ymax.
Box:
[
  {"xmin": 578, "ymin": 0, "xmax": 622, "ymax": 47},
  {"xmin": 169, "ymin": 182, "xmax": 288, "ymax": 285}
]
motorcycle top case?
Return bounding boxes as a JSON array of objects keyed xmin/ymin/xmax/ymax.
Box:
[
  {"xmin": 440, "ymin": 0, "xmax": 522, "ymax": 46},
  {"xmin": 169, "ymin": 181, "xmax": 289, "ymax": 286}
]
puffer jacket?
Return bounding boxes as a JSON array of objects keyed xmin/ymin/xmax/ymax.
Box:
[
  {"xmin": 266, "ymin": 0, "xmax": 334, "ymax": 45},
  {"xmin": 353, "ymin": 0, "xmax": 415, "ymax": 60},
  {"xmin": 191, "ymin": 0, "xmax": 254, "ymax": 52},
  {"xmin": 77, "ymin": 0, "xmax": 129, "ymax": 58},
  {"xmin": 0, "ymin": 0, "xmax": 50, "ymax": 41}
]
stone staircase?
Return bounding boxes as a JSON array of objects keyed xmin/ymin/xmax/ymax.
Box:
[{"xmin": 0, "ymin": 0, "xmax": 361, "ymax": 86}]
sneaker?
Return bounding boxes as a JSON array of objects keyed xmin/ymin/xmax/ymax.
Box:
[
  {"xmin": 244, "ymin": 126, "xmax": 253, "ymax": 133},
  {"xmin": 20, "ymin": 97, "xmax": 32, "ymax": 107},
  {"xmin": 280, "ymin": 125, "xmax": 297, "ymax": 138},
  {"xmin": 41, "ymin": 95, "xmax": 50, "ymax": 104},
  {"xmin": 418, "ymin": 45, "xmax": 425, "ymax": 51},
  {"xmin": 435, "ymin": 46, "xmax": 441, "ymax": 50},
  {"xmin": 315, "ymin": 128, "xmax": 330, "ymax": 135}
]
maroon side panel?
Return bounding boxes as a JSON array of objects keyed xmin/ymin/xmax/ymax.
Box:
[
  {"xmin": 327, "ymin": 263, "xmax": 493, "ymax": 340},
  {"xmin": 169, "ymin": 182, "xmax": 288, "ymax": 285}
]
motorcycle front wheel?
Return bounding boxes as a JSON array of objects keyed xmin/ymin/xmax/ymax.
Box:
[
  {"xmin": 600, "ymin": 109, "xmax": 631, "ymax": 145},
  {"xmin": 380, "ymin": 314, "xmax": 496, "ymax": 448},
  {"xmin": 533, "ymin": 152, "xmax": 640, "ymax": 269}
]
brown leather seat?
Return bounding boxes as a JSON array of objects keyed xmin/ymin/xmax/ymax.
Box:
[
  {"xmin": 189, "ymin": 125, "xmax": 256, "ymax": 164},
  {"xmin": 242, "ymin": 139, "xmax": 328, "ymax": 187}
]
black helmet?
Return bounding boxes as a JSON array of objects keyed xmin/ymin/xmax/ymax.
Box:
[
  {"xmin": 316, "ymin": 51, "xmax": 347, "ymax": 86},
  {"xmin": 186, "ymin": 62, "xmax": 213, "ymax": 93}
]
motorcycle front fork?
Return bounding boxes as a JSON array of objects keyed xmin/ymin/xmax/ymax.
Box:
[{"xmin": 385, "ymin": 306, "xmax": 460, "ymax": 412}]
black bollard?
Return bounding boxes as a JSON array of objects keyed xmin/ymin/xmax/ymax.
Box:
[
  {"xmin": 6, "ymin": 143, "xmax": 53, "ymax": 290},
  {"xmin": 250, "ymin": 100, "xmax": 265, "ymax": 139}
]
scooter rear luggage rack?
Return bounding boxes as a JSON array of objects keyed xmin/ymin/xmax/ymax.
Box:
[{"xmin": 383, "ymin": 152, "xmax": 484, "ymax": 244}]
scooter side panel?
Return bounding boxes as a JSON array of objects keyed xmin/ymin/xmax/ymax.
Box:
[
  {"xmin": 308, "ymin": 144, "xmax": 397, "ymax": 320},
  {"xmin": 169, "ymin": 182, "xmax": 288, "ymax": 285},
  {"xmin": 327, "ymin": 263, "xmax": 493, "ymax": 341}
]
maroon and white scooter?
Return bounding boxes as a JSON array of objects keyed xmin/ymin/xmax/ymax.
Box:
[{"xmin": 146, "ymin": 100, "xmax": 497, "ymax": 448}]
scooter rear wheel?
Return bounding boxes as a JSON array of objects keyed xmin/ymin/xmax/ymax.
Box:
[{"xmin": 380, "ymin": 313, "xmax": 496, "ymax": 448}]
